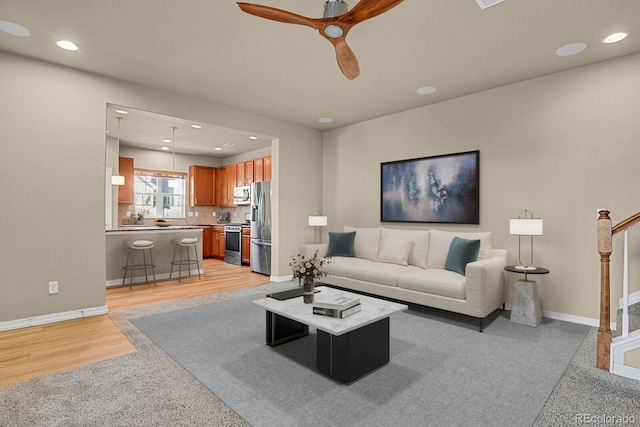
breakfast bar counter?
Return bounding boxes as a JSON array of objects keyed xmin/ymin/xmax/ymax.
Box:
[{"xmin": 105, "ymin": 226, "xmax": 205, "ymax": 286}]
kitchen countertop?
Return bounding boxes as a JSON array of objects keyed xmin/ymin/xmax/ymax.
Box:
[{"xmin": 106, "ymin": 225, "xmax": 207, "ymax": 234}]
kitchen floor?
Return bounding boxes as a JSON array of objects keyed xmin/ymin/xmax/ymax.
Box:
[{"xmin": 0, "ymin": 259, "xmax": 270, "ymax": 386}]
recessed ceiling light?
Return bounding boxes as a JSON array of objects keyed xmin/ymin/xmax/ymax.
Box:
[
  {"xmin": 318, "ymin": 117, "xmax": 334, "ymax": 124},
  {"xmin": 191, "ymin": 124, "xmax": 202, "ymax": 129},
  {"xmin": 115, "ymin": 109, "xmax": 129, "ymax": 114},
  {"xmin": 555, "ymin": 42, "xmax": 587, "ymax": 57},
  {"xmin": 0, "ymin": 20, "xmax": 30, "ymax": 37},
  {"xmin": 417, "ymin": 86, "xmax": 437, "ymax": 95},
  {"xmin": 214, "ymin": 147, "xmax": 223, "ymax": 151},
  {"xmin": 56, "ymin": 40, "xmax": 79, "ymax": 51},
  {"xmin": 161, "ymin": 147, "xmax": 170, "ymax": 151},
  {"xmin": 248, "ymin": 135, "xmax": 258, "ymax": 140},
  {"xmin": 603, "ymin": 32, "xmax": 628, "ymax": 44},
  {"xmin": 162, "ymin": 139, "xmax": 171, "ymax": 143}
]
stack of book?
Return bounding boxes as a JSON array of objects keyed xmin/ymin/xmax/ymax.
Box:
[{"xmin": 312, "ymin": 293, "xmax": 361, "ymax": 319}]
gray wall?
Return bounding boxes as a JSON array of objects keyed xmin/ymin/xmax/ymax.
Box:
[
  {"xmin": 322, "ymin": 53, "xmax": 640, "ymax": 322},
  {"xmin": 0, "ymin": 51, "xmax": 322, "ymax": 324}
]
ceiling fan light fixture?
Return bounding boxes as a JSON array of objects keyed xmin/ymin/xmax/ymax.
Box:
[
  {"xmin": 324, "ymin": 24, "xmax": 344, "ymax": 39},
  {"xmin": 323, "ymin": 0, "xmax": 349, "ymax": 18}
]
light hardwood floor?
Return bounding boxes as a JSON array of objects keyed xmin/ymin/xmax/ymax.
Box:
[{"xmin": 0, "ymin": 259, "xmax": 269, "ymax": 387}]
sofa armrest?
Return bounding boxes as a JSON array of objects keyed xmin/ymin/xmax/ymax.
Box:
[
  {"xmin": 299, "ymin": 244, "xmax": 328, "ymax": 258},
  {"xmin": 464, "ymin": 255, "xmax": 507, "ymax": 317}
]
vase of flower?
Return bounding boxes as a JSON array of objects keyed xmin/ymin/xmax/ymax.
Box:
[
  {"xmin": 289, "ymin": 250, "xmax": 331, "ymax": 304},
  {"xmin": 303, "ymin": 277, "xmax": 315, "ymax": 303}
]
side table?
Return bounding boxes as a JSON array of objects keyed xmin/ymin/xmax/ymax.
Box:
[{"xmin": 504, "ymin": 265, "xmax": 549, "ymax": 327}]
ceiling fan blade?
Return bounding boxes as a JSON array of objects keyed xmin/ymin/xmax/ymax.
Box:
[
  {"xmin": 332, "ymin": 39, "xmax": 360, "ymax": 80},
  {"xmin": 338, "ymin": 0, "xmax": 404, "ymax": 25},
  {"xmin": 236, "ymin": 3, "xmax": 318, "ymax": 29}
]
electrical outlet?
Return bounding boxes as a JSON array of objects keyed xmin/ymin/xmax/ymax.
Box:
[
  {"xmin": 195, "ymin": 212, "xmax": 199, "ymax": 217},
  {"xmin": 188, "ymin": 212, "xmax": 193, "ymax": 217},
  {"xmin": 213, "ymin": 212, "xmax": 217, "ymax": 216},
  {"xmin": 48, "ymin": 281, "xmax": 58, "ymax": 295}
]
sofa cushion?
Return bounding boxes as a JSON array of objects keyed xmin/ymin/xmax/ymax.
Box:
[
  {"xmin": 344, "ymin": 226, "xmax": 381, "ymax": 261},
  {"xmin": 444, "ymin": 237, "xmax": 481, "ymax": 275},
  {"xmin": 427, "ymin": 229, "xmax": 493, "ymax": 269},
  {"xmin": 398, "ymin": 269, "xmax": 466, "ymax": 300},
  {"xmin": 346, "ymin": 262, "xmax": 415, "ymax": 287},
  {"xmin": 377, "ymin": 238, "xmax": 413, "ymax": 266},
  {"xmin": 380, "ymin": 228, "xmax": 429, "ymax": 269},
  {"xmin": 327, "ymin": 231, "xmax": 356, "ymax": 257},
  {"xmin": 323, "ymin": 256, "xmax": 374, "ymax": 277}
]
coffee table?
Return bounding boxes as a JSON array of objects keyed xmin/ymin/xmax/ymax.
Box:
[{"xmin": 253, "ymin": 286, "xmax": 407, "ymax": 384}]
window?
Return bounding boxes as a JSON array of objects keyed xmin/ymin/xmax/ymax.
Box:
[{"xmin": 133, "ymin": 169, "xmax": 186, "ymax": 219}]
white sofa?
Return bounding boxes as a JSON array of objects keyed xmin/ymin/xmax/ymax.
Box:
[{"xmin": 300, "ymin": 226, "xmax": 507, "ymax": 331}]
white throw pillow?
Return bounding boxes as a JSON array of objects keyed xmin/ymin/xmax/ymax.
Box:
[
  {"xmin": 377, "ymin": 238, "xmax": 413, "ymax": 266},
  {"xmin": 343, "ymin": 226, "xmax": 382, "ymax": 261},
  {"xmin": 380, "ymin": 228, "xmax": 429, "ymax": 269},
  {"xmin": 427, "ymin": 229, "xmax": 493, "ymax": 269}
]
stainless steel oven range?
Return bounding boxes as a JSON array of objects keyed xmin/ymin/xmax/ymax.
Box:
[{"xmin": 224, "ymin": 225, "xmax": 242, "ymax": 265}]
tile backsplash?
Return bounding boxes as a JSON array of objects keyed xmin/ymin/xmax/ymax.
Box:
[{"xmin": 118, "ymin": 205, "xmax": 250, "ymax": 226}]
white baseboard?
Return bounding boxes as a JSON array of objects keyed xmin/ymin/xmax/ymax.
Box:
[
  {"xmin": 106, "ymin": 269, "xmax": 205, "ymax": 287},
  {"xmin": 0, "ymin": 305, "xmax": 108, "ymax": 332},
  {"xmin": 271, "ymin": 274, "xmax": 294, "ymax": 283},
  {"xmin": 504, "ymin": 303, "xmax": 615, "ymax": 330}
]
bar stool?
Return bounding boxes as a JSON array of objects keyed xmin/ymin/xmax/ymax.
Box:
[
  {"xmin": 122, "ymin": 233, "xmax": 158, "ymax": 289},
  {"xmin": 169, "ymin": 232, "xmax": 201, "ymax": 282}
]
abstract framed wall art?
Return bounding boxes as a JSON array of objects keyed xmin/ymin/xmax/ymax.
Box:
[{"xmin": 380, "ymin": 150, "xmax": 479, "ymax": 224}]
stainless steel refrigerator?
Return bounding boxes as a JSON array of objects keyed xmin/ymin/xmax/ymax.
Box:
[{"xmin": 250, "ymin": 181, "xmax": 271, "ymax": 275}]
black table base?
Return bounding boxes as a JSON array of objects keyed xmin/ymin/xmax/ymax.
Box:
[{"xmin": 265, "ymin": 311, "xmax": 390, "ymax": 384}]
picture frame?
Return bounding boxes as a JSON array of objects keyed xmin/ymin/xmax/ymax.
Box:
[{"xmin": 380, "ymin": 150, "xmax": 479, "ymax": 224}]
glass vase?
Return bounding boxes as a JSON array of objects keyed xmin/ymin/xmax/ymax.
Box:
[{"xmin": 303, "ymin": 277, "xmax": 315, "ymax": 304}]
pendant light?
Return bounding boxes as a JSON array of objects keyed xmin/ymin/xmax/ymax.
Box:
[
  {"xmin": 111, "ymin": 116, "xmax": 125, "ymax": 185},
  {"xmin": 168, "ymin": 126, "xmax": 178, "ymax": 188}
]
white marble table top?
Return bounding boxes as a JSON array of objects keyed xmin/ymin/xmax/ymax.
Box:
[{"xmin": 253, "ymin": 286, "xmax": 408, "ymax": 336}]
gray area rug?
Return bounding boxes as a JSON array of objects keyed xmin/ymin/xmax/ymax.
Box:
[{"xmin": 131, "ymin": 291, "xmax": 590, "ymax": 427}]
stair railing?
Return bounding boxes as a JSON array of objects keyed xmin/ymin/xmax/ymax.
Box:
[{"xmin": 597, "ymin": 209, "xmax": 640, "ymax": 370}]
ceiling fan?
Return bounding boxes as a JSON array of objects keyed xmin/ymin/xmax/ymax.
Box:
[{"xmin": 236, "ymin": 0, "xmax": 404, "ymax": 80}]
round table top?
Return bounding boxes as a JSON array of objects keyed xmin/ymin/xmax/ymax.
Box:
[{"xmin": 504, "ymin": 265, "xmax": 549, "ymax": 274}]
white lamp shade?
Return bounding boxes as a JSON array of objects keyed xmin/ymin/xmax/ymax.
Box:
[
  {"xmin": 308, "ymin": 215, "xmax": 327, "ymax": 227},
  {"xmin": 510, "ymin": 218, "xmax": 543, "ymax": 236},
  {"xmin": 111, "ymin": 175, "xmax": 125, "ymax": 185}
]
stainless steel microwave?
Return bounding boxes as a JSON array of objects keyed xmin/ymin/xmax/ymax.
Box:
[{"xmin": 233, "ymin": 185, "xmax": 251, "ymax": 205}]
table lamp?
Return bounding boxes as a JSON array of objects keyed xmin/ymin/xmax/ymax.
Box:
[
  {"xmin": 510, "ymin": 210, "xmax": 543, "ymax": 271},
  {"xmin": 308, "ymin": 213, "xmax": 328, "ymax": 244}
]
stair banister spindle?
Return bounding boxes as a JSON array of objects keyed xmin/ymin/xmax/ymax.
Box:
[{"xmin": 622, "ymin": 230, "xmax": 629, "ymax": 338}]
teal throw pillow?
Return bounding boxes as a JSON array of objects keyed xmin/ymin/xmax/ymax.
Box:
[
  {"xmin": 327, "ymin": 231, "xmax": 356, "ymax": 257},
  {"xmin": 444, "ymin": 236, "xmax": 481, "ymax": 276}
]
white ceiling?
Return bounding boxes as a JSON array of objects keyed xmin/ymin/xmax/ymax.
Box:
[{"xmin": 1, "ymin": 0, "xmax": 639, "ymax": 156}]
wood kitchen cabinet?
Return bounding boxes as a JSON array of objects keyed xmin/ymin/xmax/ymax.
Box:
[
  {"xmin": 226, "ymin": 164, "xmax": 236, "ymax": 205},
  {"xmin": 212, "ymin": 225, "xmax": 225, "ymax": 258},
  {"xmin": 236, "ymin": 161, "xmax": 254, "ymax": 186},
  {"xmin": 241, "ymin": 227, "xmax": 251, "ymax": 265},
  {"xmin": 117, "ymin": 157, "xmax": 134, "ymax": 205},
  {"xmin": 201, "ymin": 227, "xmax": 213, "ymax": 258},
  {"xmin": 189, "ymin": 165, "xmax": 215, "ymax": 207},
  {"xmin": 263, "ymin": 156, "xmax": 272, "ymax": 181},
  {"xmin": 215, "ymin": 165, "xmax": 237, "ymax": 207},
  {"xmin": 253, "ymin": 156, "xmax": 272, "ymax": 182}
]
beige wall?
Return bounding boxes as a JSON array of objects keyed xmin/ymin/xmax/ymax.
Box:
[
  {"xmin": 322, "ymin": 53, "xmax": 640, "ymax": 322},
  {"xmin": 0, "ymin": 51, "xmax": 322, "ymax": 324}
]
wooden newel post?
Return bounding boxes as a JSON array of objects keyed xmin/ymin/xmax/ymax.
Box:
[{"xmin": 597, "ymin": 209, "xmax": 612, "ymax": 370}]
